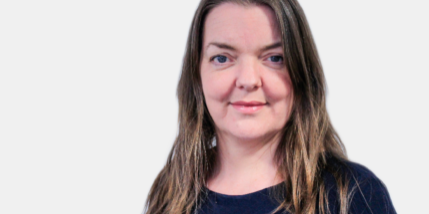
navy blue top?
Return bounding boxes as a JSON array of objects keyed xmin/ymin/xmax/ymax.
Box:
[{"xmin": 195, "ymin": 160, "xmax": 396, "ymax": 214}]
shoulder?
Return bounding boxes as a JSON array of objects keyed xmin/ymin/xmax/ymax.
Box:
[
  {"xmin": 323, "ymin": 157, "xmax": 397, "ymax": 214},
  {"xmin": 343, "ymin": 161, "xmax": 396, "ymax": 214}
]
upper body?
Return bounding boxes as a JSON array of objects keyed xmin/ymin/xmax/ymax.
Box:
[{"xmin": 144, "ymin": 1, "xmax": 396, "ymax": 214}]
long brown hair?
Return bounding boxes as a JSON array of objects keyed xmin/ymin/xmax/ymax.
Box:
[{"xmin": 144, "ymin": 0, "xmax": 352, "ymax": 213}]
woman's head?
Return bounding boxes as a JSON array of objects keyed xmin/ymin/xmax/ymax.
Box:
[
  {"xmin": 177, "ymin": 0, "xmax": 340, "ymax": 158},
  {"xmin": 146, "ymin": 1, "xmax": 347, "ymax": 213},
  {"xmin": 200, "ymin": 3, "xmax": 293, "ymax": 144}
]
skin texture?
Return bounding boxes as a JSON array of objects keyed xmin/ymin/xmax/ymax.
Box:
[{"xmin": 200, "ymin": 3, "xmax": 294, "ymax": 195}]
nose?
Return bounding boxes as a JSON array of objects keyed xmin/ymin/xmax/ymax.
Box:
[{"xmin": 235, "ymin": 59, "xmax": 262, "ymax": 91}]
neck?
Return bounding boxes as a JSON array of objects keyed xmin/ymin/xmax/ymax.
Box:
[{"xmin": 207, "ymin": 131, "xmax": 284, "ymax": 195}]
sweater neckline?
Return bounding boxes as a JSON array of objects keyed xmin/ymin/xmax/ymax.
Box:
[{"xmin": 203, "ymin": 181, "xmax": 285, "ymax": 198}]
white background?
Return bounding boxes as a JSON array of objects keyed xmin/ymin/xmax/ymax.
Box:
[{"xmin": 0, "ymin": 0, "xmax": 427, "ymax": 213}]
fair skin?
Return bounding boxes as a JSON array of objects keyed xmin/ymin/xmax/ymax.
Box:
[{"xmin": 200, "ymin": 3, "xmax": 294, "ymax": 195}]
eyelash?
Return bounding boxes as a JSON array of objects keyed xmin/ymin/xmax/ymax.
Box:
[
  {"xmin": 210, "ymin": 55, "xmax": 230, "ymax": 64},
  {"xmin": 209, "ymin": 55, "xmax": 284, "ymax": 64},
  {"xmin": 267, "ymin": 55, "xmax": 284, "ymax": 63}
]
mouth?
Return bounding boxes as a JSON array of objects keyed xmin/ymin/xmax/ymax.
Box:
[{"xmin": 230, "ymin": 101, "xmax": 267, "ymax": 114}]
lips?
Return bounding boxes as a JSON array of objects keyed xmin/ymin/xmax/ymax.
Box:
[{"xmin": 230, "ymin": 101, "xmax": 266, "ymax": 114}]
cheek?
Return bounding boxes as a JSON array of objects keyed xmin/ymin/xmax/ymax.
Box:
[
  {"xmin": 201, "ymin": 66, "xmax": 234, "ymax": 103},
  {"xmin": 264, "ymin": 72, "xmax": 293, "ymax": 102},
  {"xmin": 263, "ymin": 71, "xmax": 294, "ymax": 119},
  {"xmin": 200, "ymin": 64, "xmax": 235, "ymax": 123}
]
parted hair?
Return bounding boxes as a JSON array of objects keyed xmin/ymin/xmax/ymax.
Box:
[{"xmin": 144, "ymin": 0, "xmax": 354, "ymax": 213}]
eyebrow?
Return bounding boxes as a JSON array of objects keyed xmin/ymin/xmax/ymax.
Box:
[
  {"xmin": 261, "ymin": 42, "xmax": 282, "ymax": 52},
  {"xmin": 206, "ymin": 42, "xmax": 236, "ymax": 51},
  {"xmin": 206, "ymin": 41, "xmax": 282, "ymax": 52}
]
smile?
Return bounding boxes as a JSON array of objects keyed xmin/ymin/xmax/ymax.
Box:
[{"xmin": 230, "ymin": 101, "xmax": 267, "ymax": 114}]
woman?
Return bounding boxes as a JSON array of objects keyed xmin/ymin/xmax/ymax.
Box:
[{"xmin": 145, "ymin": 0, "xmax": 396, "ymax": 213}]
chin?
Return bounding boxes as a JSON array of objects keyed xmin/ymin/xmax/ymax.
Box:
[{"xmin": 227, "ymin": 126, "xmax": 282, "ymax": 142}]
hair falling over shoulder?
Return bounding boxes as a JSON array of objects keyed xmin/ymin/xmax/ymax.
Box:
[{"xmin": 145, "ymin": 0, "xmax": 353, "ymax": 213}]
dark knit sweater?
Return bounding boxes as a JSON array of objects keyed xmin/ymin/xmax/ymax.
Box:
[{"xmin": 195, "ymin": 159, "xmax": 396, "ymax": 214}]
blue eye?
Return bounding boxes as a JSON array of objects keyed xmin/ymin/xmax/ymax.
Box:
[
  {"xmin": 212, "ymin": 55, "xmax": 228, "ymax": 63},
  {"xmin": 269, "ymin": 55, "xmax": 283, "ymax": 62}
]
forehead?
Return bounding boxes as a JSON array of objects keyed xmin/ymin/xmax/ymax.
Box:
[{"xmin": 202, "ymin": 3, "xmax": 281, "ymax": 50}]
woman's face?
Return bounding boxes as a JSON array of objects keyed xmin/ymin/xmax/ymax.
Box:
[{"xmin": 200, "ymin": 3, "xmax": 293, "ymax": 142}]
